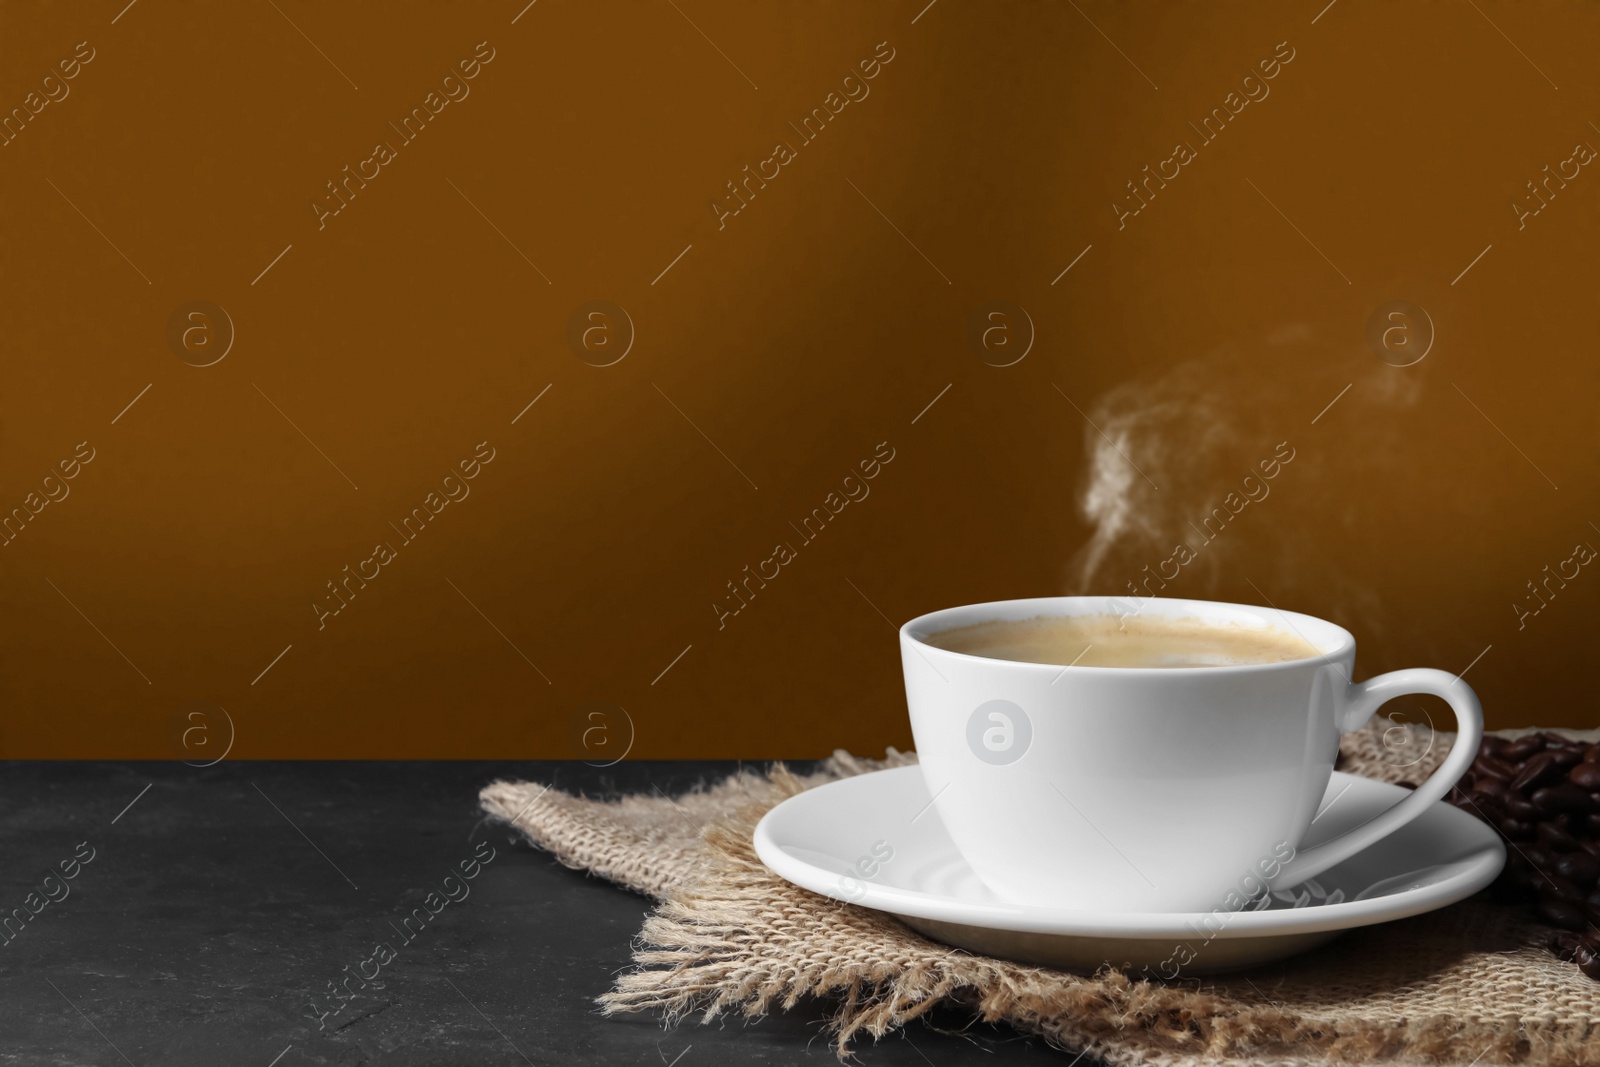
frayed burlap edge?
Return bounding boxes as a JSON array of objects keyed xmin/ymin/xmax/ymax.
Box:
[
  {"xmin": 481, "ymin": 729, "xmax": 1600, "ymax": 1067},
  {"xmin": 477, "ymin": 751, "xmax": 913, "ymax": 900}
]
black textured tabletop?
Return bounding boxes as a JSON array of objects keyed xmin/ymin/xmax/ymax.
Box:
[{"xmin": 0, "ymin": 761, "xmax": 1076, "ymax": 1065}]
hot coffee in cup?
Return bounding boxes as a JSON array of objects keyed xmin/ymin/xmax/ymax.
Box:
[
  {"xmin": 922, "ymin": 612, "xmax": 1322, "ymax": 669},
  {"xmin": 899, "ymin": 597, "xmax": 1482, "ymax": 913}
]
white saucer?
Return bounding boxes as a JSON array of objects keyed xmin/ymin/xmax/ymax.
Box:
[{"xmin": 754, "ymin": 767, "xmax": 1505, "ymax": 973}]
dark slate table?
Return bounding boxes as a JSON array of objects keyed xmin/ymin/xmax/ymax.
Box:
[{"xmin": 0, "ymin": 762, "xmax": 1076, "ymax": 1065}]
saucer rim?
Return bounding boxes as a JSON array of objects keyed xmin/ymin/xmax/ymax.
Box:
[{"xmin": 754, "ymin": 767, "xmax": 1506, "ymax": 940}]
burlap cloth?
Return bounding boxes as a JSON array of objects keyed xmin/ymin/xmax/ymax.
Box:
[{"xmin": 479, "ymin": 724, "xmax": 1600, "ymax": 1066}]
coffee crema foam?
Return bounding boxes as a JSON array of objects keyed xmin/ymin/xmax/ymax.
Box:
[{"xmin": 923, "ymin": 613, "xmax": 1321, "ymax": 668}]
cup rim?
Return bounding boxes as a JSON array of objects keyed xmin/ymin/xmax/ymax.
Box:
[{"xmin": 900, "ymin": 595, "xmax": 1356, "ymax": 676}]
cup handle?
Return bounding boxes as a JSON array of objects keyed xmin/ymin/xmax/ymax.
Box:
[{"xmin": 1271, "ymin": 667, "xmax": 1483, "ymax": 890}]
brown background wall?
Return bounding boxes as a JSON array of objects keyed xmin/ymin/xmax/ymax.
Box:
[{"xmin": 2, "ymin": 0, "xmax": 1596, "ymax": 759}]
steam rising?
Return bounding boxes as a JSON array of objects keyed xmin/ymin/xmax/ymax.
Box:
[
  {"xmin": 1067, "ymin": 326, "xmax": 1424, "ymax": 634},
  {"xmin": 1074, "ymin": 367, "xmax": 1232, "ymax": 588}
]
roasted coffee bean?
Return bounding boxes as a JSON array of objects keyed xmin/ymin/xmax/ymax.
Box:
[
  {"xmin": 1532, "ymin": 783, "xmax": 1596, "ymax": 816},
  {"xmin": 1468, "ymin": 738, "xmax": 1600, "ymax": 979},
  {"xmin": 1468, "ymin": 793, "xmax": 1503, "ymax": 820},
  {"xmin": 1555, "ymin": 852, "xmax": 1600, "ymax": 888},
  {"xmin": 1506, "ymin": 736, "xmax": 1546, "ymax": 762},
  {"xmin": 1477, "ymin": 756, "xmax": 1515, "ymax": 783},
  {"xmin": 1499, "ymin": 817, "xmax": 1536, "ymax": 841},
  {"xmin": 1505, "ymin": 795, "xmax": 1539, "ymax": 820},
  {"xmin": 1549, "ymin": 930, "xmax": 1583, "ymax": 961},
  {"xmin": 1538, "ymin": 872, "xmax": 1584, "ymax": 904},
  {"xmin": 1474, "ymin": 778, "xmax": 1509, "ymax": 800},
  {"xmin": 1539, "ymin": 898, "xmax": 1590, "ymax": 931},
  {"xmin": 1536, "ymin": 821, "xmax": 1581, "ymax": 853},
  {"xmin": 1551, "ymin": 748, "xmax": 1584, "ymax": 772},
  {"xmin": 1512, "ymin": 752, "xmax": 1564, "ymax": 794}
]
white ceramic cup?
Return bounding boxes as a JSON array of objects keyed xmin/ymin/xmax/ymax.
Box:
[{"xmin": 899, "ymin": 596, "xmax": 1482, "ymax": 913}]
